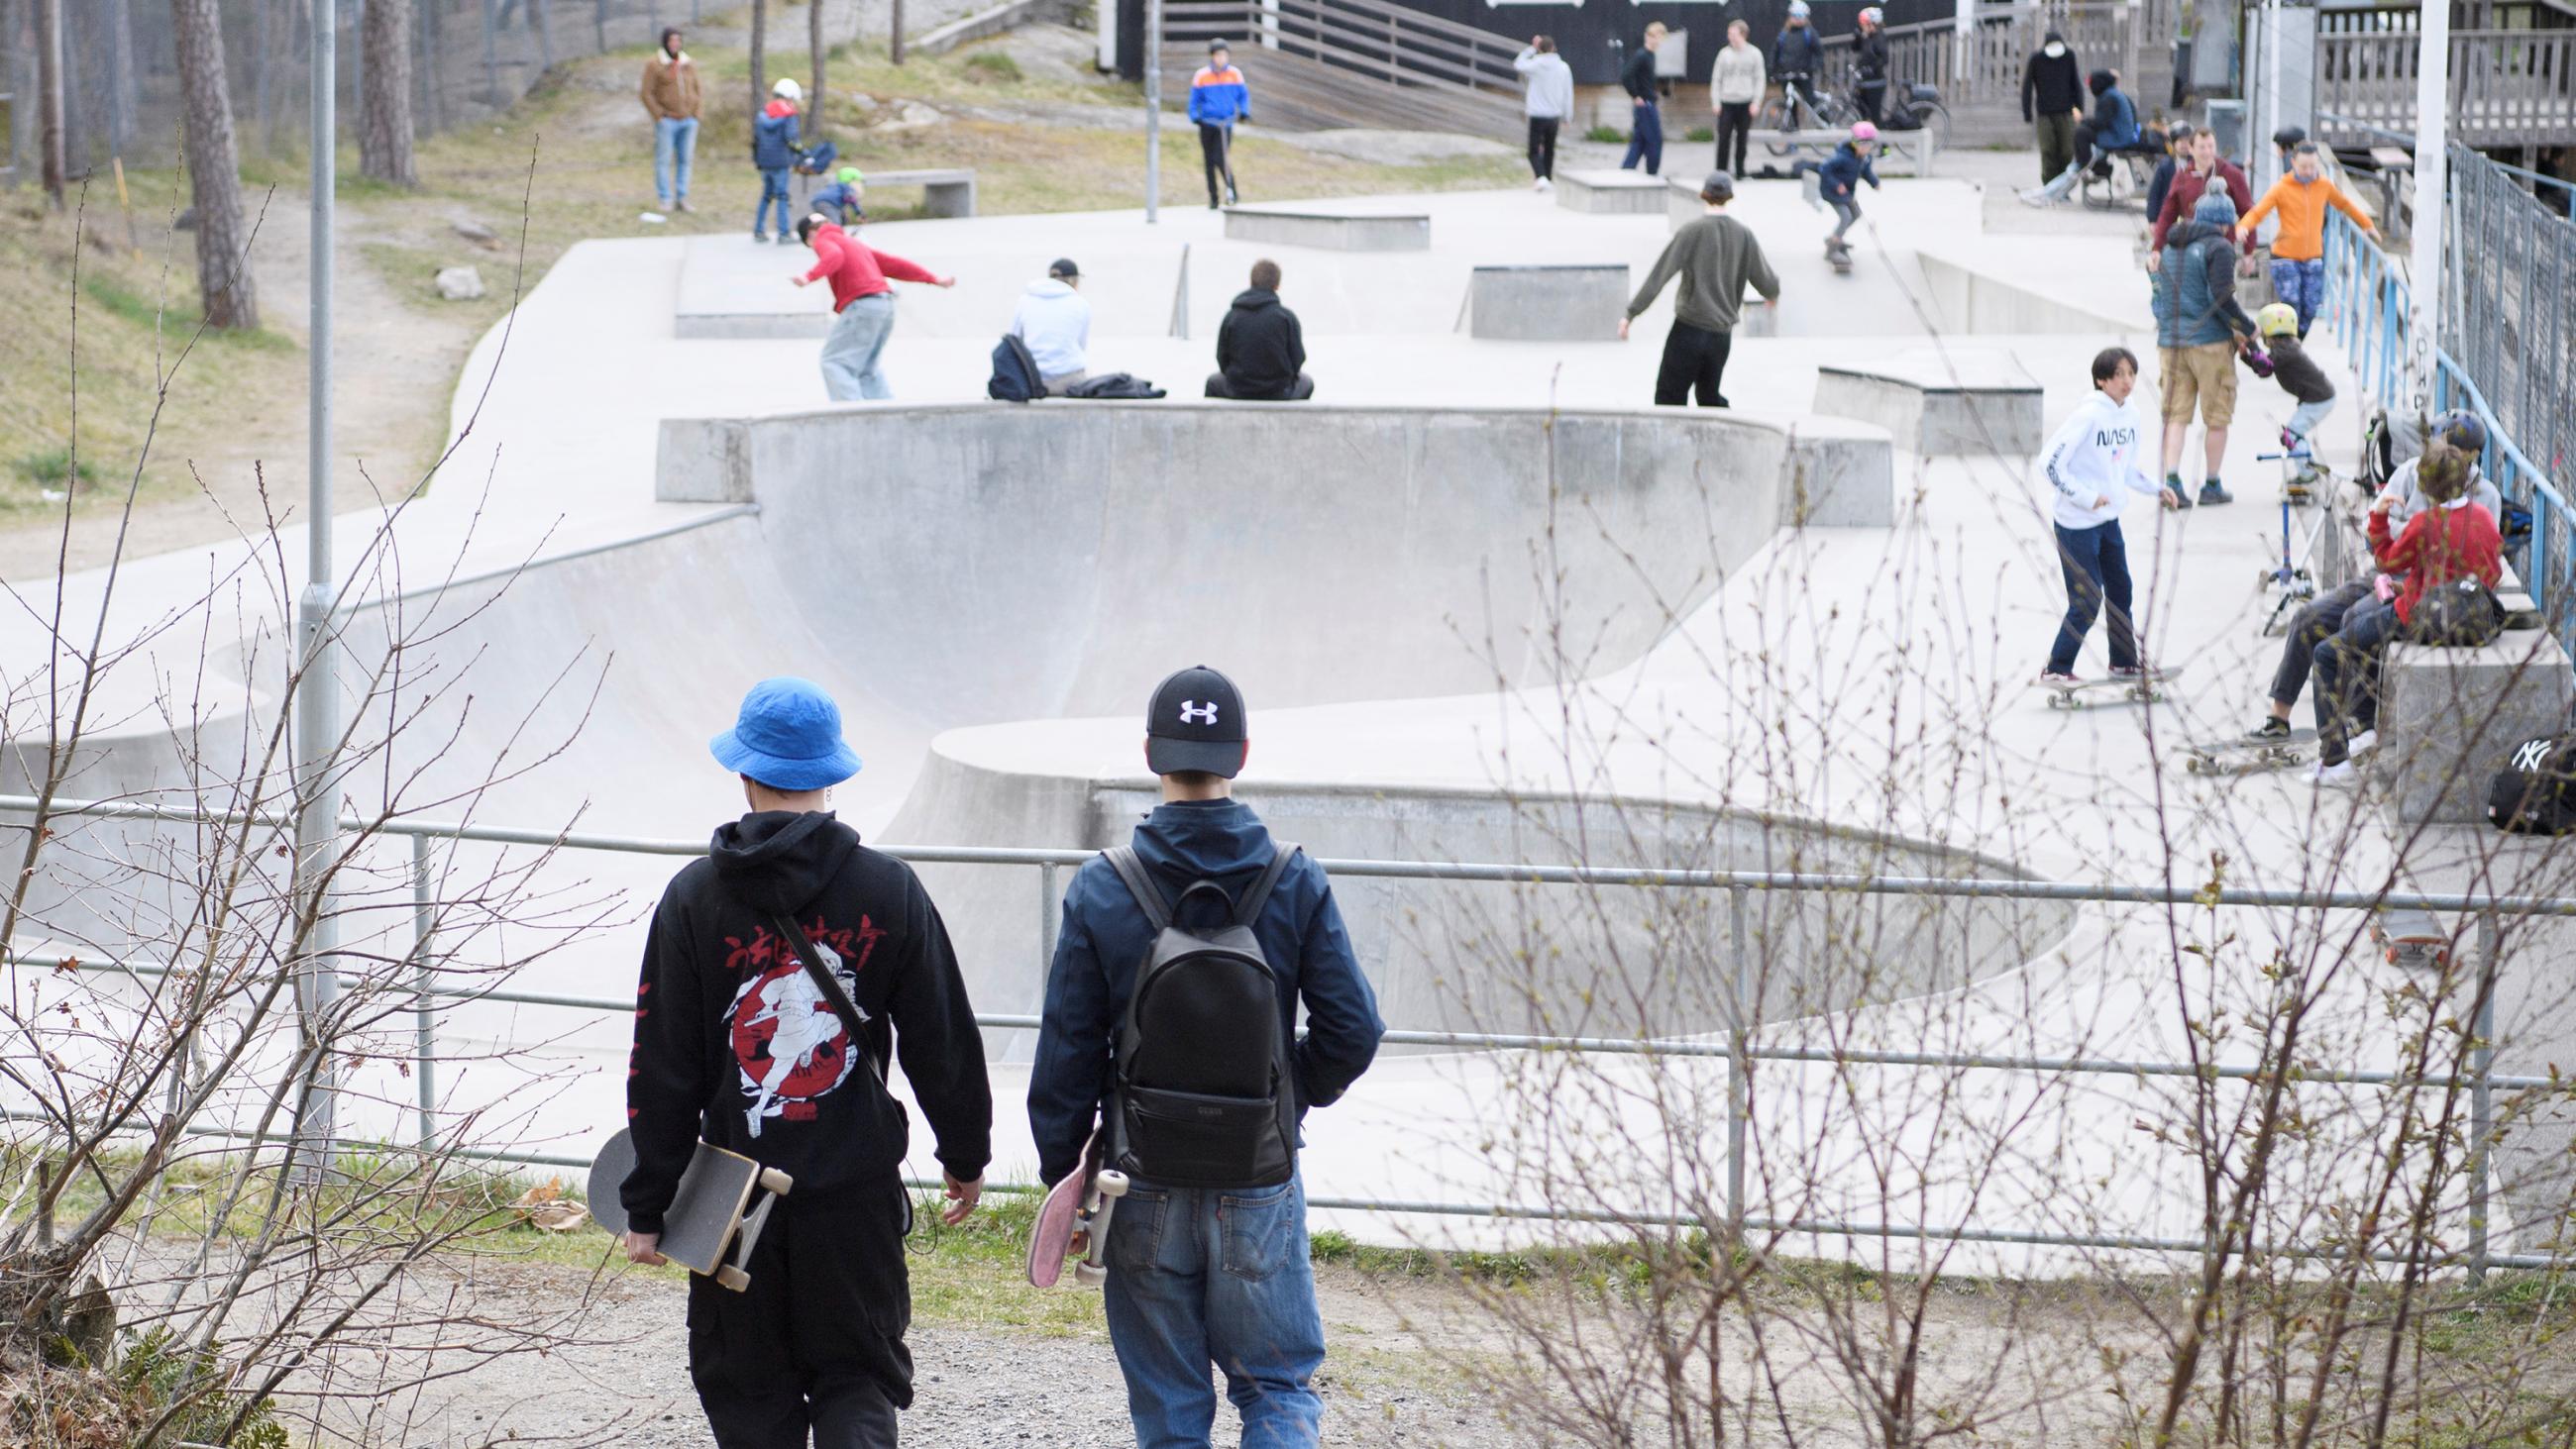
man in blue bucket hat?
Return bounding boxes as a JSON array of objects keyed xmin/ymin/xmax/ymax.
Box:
[{"xmin": 623, "ymin": 676, "xmax": 993, "ymax": 1448}]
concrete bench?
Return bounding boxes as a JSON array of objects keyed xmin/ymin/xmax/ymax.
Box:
[
  {"xmin": 1745, "ymin": 127, "xmax": 1937, "ymax": 174},
  {"xmin": 1555, "ymin": 168, "xmax": 1672, "ymax": 216},
  {"xmin": 1467, "ymin": 264, "xmax": 1628, "ymax": 342},
  {"xmin": 2381, "ymin": 617, "xmax": 2572, "ymax": 823},
  {"xmin": 866, "ymin": 167, "xmax": 978, "ymax": 218},
  {"xmin": 674, "ymin": 234, "xmax": 833, "ymax": 340},
  {"xmin": 1223, "ymin": 204, "xmax": 1430, "ymax": 252},
  {"xmin": 1810, "ymin": 353, "xmax": 2046, "ymax": 457}
]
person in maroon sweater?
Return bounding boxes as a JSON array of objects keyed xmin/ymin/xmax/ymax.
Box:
[
  {"xmin": 791, "ymin": 213, "xmax": 955, "ymax": 401},
  {"xmin": 2146, "ymin": 129, "xmax": 2256, "ymax": 271},
  {"xmin": 2308, "ymin": 441, "xmax": 2504, "ymax": 780}
]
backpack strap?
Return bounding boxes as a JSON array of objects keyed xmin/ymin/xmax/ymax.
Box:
[
  {"xmin": 1233, "ymin": 842, "xmax": 1302, "ymax": 930},
  {"xmin": 1102, "ymin": 846, "xmax": 1174, "ymax": 932}
]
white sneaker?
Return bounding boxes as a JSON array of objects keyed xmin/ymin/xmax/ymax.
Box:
[
  {"xmin": 1536, "ymin": 177, "xmax": 1554, "ymax": 191},
  {"xmin": 2305, "ymin": 760, "xmax": 2359, "ymax": 786},
  {"xmin": 2347, "ymin": 728, "xmax": 2379, "ymax": 757}
]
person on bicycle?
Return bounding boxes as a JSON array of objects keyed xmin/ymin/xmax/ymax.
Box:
[
  {"xmin": 1852, "ymin": 7, "xmax": 1889, "ymax": 126},
  {"xmin": 1771, "ymin": 1, "xmax": 1824, "ymax": 130}
]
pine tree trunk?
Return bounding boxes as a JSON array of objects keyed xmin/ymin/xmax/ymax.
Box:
[
  {"xmin": 101, "ymin": 0, "xmax": 139, "ymax": 156},
  {"xmin": 360, "ymin": 0, "xmax": 415, "ymax": 184},
  {"xmin": 33, "ymin": 0, "xmax": 62, "ymax": 205},
  {"xmin": 807, "ymin": 0, "xmax": 823, "ymax": 137},
  {"xmin": 169, "ymin": 0, "xmax": 259, "ymax": 329},
  {"xmin": 749, "ymin": 0, "xmax": 766, "ymax": 117}
]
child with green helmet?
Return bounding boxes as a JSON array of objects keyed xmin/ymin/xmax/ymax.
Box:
[
  {"xmin": 810, "ymin": 166, "xmax": 867, "ymax": 226},
  {"xmin": 2253, "ymin": 299, "xmax": 2334, "ymax": 474}
]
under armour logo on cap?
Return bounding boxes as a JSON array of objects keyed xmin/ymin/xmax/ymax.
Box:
[{"xmin": 1146, "ymin": 666, "xmax": 1248, "ymax": 778}]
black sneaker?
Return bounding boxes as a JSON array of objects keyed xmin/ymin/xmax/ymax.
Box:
[
  {"xmin": 2164, "ymin": 474, "xmax": 2193, "ymax": 510},
  {"xmin": 2246, "ymin": 716, "xmax": 2292, "ymax": 743},
  {"xmin": 2199, "ymin": 477, "xmax": 2235, "ymax": 506}
]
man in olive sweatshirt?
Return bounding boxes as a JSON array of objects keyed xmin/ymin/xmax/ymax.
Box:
[{"xmin": 1620, "ymin": 170, "xmax": 1780, "ymax": 408}]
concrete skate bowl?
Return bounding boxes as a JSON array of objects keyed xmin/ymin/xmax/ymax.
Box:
[{"xmin": 893, "ymin": 744, "xmax": 2076, "ymax": 1053}]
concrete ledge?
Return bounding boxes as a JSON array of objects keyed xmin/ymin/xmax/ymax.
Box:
[
  {"xmin": 675, "ymin": 235, "xmax": 834, "ymax": 339},
  {"xmin": 2383, "ymin": 628, "xmax": 2575, "ymax": 824},
  {"xmin": 1555, "ymin": 168, "xmax": 1671, "ymax": 215},
  {"xmin": 1811, "ymin": 353, "xmax": 2047, "ymax": 458},
  {"xmin": 1223, "ymin": 204, "xmax": 1430, "ymax": 252},
  {"xmin": 868, "ymin": 167, "xmax": 977, "ymax": 218},
  {"xmin": 1467, "ymin": 264, "xmax": 1628, "ymax": 341}
]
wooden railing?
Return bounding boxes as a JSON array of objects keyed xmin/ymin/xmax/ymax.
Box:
[
  {"xmin": 1162, "ymin": 0, "xmax": 1528, "ymax": 103},
  {"xmin": 2316, "ymin": 28, "xmax": 2576, "ymax": 146}
]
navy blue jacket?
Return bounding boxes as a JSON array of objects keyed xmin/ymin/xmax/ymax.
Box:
[
  {"xmin": 1771, "ymin": 25, "xmax": 1822, "ymax": 77},
  {"xmin": 752, "ymin": 107, "xmax": 802, "ymax": 169},
  {"xmin": 1819, "ymin": 142, "xmax": 1880, "ymax": 200},
  {"xmin": 1027, "ymin": 798, "xmax": 1384, "ymax": 1187}
]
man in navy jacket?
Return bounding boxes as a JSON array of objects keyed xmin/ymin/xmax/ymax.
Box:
[{"xmin": 1029, "ymin": 665, "xmax": 1383, "ymax": 1448}]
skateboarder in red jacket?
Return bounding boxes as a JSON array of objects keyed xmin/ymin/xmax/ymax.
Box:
[
  {"xmin": 791, "ymin": 214, "xmax": 954, "ymax": 401},
  {"xmin": 625, "ymin": 676, "xmax": 992, "ymax": 1448}
]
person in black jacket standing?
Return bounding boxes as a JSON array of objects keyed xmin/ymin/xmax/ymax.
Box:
[
  {"xmin": 2022, "ymin": 30, "xmax": 2084, "ymax": 186},
  {"xmin": 1852, "ymin": 7, "xmax": 1889, "ymax": 125},
  {"xmin": 623, "ymin": 676, "xmax": 993, "ymax": 1449},
  {"xmin": 1620, "ymin": 22, "xmax": 1667, "ymax": 174},
  {"xmin": 1206, "ymin": 259, "xmax": 1313, "ymax": 400}
]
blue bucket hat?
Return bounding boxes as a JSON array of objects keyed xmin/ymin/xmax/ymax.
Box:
[{"xmin": 710, "ymin": 676, "xmax": 863, "ymax": 790}]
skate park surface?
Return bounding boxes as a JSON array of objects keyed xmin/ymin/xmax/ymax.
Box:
[{"xmin": 8, "ymin": 175, "xmax": 2556, "ymax": 1273}]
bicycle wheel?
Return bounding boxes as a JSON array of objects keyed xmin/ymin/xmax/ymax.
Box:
[
  {"xmin": 1758, "ymin": 95, "xmax": 1797, "ymax": 155},
  {"xmin": 1814, "ymin": 91, "xmax": 1855, "ymax": 128},
  {"xmin": 1914, "ymin": 100, "xmax": 1951, "ymax": 155}
]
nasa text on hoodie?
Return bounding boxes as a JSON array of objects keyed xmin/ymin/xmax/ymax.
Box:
[{"xmin": 2038, "ymin": 390, "xmax": 2160, "ymax": 529}]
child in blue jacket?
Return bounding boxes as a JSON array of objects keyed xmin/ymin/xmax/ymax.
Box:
[
  {"xmin": 751, "ymin": 78, "xmax": 803, "ymax": 243},
  {"xmin": 1188, "ymin": 40, "xmax": 1250, "ymax": 208},
  {"xmin": 1817, "ymin": 124, "xmax": 1882, "ymax": 259}
]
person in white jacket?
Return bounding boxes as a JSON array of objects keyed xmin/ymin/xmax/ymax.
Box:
[
  {"xmin": 1514, "ymin": 37, "xmax": 1575, "ymax": 189},
  {"xmin": 1009, "ymin": 258, "xmax": 1092, "ymax": 394},
  {"xmin": 2039, "ymin": 347, "xmax": 2179, "ymax": 684}
]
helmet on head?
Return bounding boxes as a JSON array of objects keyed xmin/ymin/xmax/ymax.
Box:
[
  {"xmin": 2432, "ymin": 409, "xmax": 2489, "ymax": 456},
  {"xmin": 2272, "ymin": 124, "xmax": 2308, "ymax": 151},
  {"xmin": 1787, "ymin": 1, "xmax": 1811, "ymax": 17},
  {"xmin": 1849, "ymin": 120, "xmax": 1879, "ymax": 142},
  {"xmin": 2256, "ymin": 302, "xmax": 2298, "ymax": 338},
  {"xmin": 772, "ymin": 76, "xmax": 803, "ymax": 100},
  {"xmin": 1859, "ymin": 6, "xmax": 1883, "ymax": 23},
  {"xmin": 836, "ymin": 166, "xmax": 863, "ymax": 184}
]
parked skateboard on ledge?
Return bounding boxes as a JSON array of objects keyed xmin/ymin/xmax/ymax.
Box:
[
  {"xmin": 2183, "ymin": 726, "xmax": 2318, "ymax": 776},
  {"xmin": 590, "ymin": 1128, "xmax": 793, "ymax": 1293},
  {"xmin": 2372, "ymin": 907, "xmax": 2453, "ymax": 972},
  {"xmin": 1026, "ymin": 1127, "xmax": 1130, "ymax": 1289},
  {"xmin": 2039, "ymin": 667, "xmax": 2180, "ymax": 710}
]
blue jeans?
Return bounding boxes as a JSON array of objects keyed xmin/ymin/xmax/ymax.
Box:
[
  {"xmin": 2312, "ymin": 596, "xmax": 2400, "ymax": 763},
  {"xmin": 2285, "ymin": 395, "xmax": 2334, "ymax": 445},
  {"xmin": 655, "ymin": 116, "xmax": 698, "ymax": 206},
  {"xmin": 2270, "ymin": 256, "xmax": 2325, "ymax": 336},
  {"xmin": 819, "ymin": 293, "xmax": 898, "ymax": 400},
  {"xmin": 1622, "ymin": 99, "xmax": 1663, "ymax": 174},
  {"xmin": 1105, "ymin": 1175, "xmax": 1326, "ymax": 1449},
  {"xmin": 756, "ymin": 165, "xmax": 793, "ymax": 236},
  {"xmin": 2047, "ymin": 519, "xmax": 2139, "ymax": 675}
]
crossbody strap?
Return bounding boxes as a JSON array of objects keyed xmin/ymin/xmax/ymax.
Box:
[{"xmin": 767, "ymin": 909, "xmax": 888, "ymax": 1086}]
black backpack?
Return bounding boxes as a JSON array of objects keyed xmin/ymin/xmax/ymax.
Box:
[
  {"xmin": 2489, "ymin": 733, "xmax": 2576, "ymax": 834},
  {"xmin": 1101, "ymin": 845, "xmax": 1302, "ymax": 1190},
  {"xmin": 2407, "ymin": 576, "xmax": 2507, "ymax": 648},
  {"xmin": 988, "ymin": 334, "xmax": 1041, "ymax": 402}
]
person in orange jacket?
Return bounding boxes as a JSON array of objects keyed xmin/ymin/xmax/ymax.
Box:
[{"xmin": 2236, "ymin": 139, "xmax": 2378, "ymax": 338}]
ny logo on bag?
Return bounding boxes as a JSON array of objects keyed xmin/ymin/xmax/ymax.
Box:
[{"xmin": 1179, "ymin": 700, "xmax": 1221, "ymax": 727}]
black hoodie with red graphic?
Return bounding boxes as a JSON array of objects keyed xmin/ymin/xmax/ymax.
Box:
[{"xmin": 622, "ymin": 810, "xmax": 992, "ymax": 1234}]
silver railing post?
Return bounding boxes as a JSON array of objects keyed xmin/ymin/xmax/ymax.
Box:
[
  {"xmin": 412, "ymin": 832, "xmax": 438, "ymax": 1152},
  {"xmin": 1726, "ymin": 884, "xmax": 1749, "ymax": 1242},
  {"xmin": 1039, "ymin": 860, "xmax": 1060, "ymax": 964},
  {"xmin": 2469, "ymin": 909, "xmax": 2499, "ymax": 1286}
]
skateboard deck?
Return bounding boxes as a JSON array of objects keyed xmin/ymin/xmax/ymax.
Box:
[
  {"xmin": 2372, "ymin": 908, "xmax": 2453, "ymax": 972},
  {"xmin": 2039, "ymin": 668, "xmax": 2180, "ymax": 710},
  {"xmin": 1026, "ymin": 1127, "xmax": 1130, "ymax": 1289},
  {"xmin": 590, "ymin": 1129, "xmax": 793, "ymax": 1292},
  {"xmin": 2183, "ymin": 727, "xmax": 2318, "ymax": 776}
]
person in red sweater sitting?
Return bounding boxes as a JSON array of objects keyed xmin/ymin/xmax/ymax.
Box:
[
  {"xmin": 791, "ymin": 213, "xmax": 955, "ymax": 401},
  {"xmin": 2308, "ymin": 440, "xmax": 2504, "ymax": 782}
]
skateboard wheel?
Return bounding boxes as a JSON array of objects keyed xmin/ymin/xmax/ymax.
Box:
[
  {"xmin": 759, "ymin": 1167, "xmax": 794, "ymax": 1194},
  {"xmin": 1096, "ymin": 1170, "xmax": 1130, "ymax": 1197},
  {"xmin": 714, "ymin": 1265, "xmax": 751, "ymax": 1293},
  {"xmin": 1074, "ymin": 1262, "xmax": 1107, "ymax": 1287}
]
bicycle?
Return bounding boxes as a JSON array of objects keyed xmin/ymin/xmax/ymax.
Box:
[
  {"xmin": 2254, "ymin": 447, "xmax": 2335, "ymax": 637},
  {"xmin": 1757, "ymin": 76, "xmax": 1850, "ymax": 154}
]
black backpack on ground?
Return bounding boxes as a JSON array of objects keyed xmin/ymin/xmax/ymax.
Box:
[
  {"xmin": 988, "ymin": 334, "xmax": 1041, "ymax": 402},
  {"xmin": 2489, "ymin": 733, "xmax": 2576, "ymax": 834},
  {"xmin": 1101, "ymin": 844, "xmax": 1302, "ymax": 1190},
  {"xmin": 2407, "ymin": 576, "xmax": 2507, "ymax": 648},
  {"xmin": 1064, "ymin": 372, "xmax": 1167, "ymax": 400}
]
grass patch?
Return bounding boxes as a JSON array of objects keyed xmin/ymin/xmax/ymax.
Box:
[
  {"xmin": 962, "ymin": 51, "xmax": 1025, "ymax": 84},
  {"xmin": 1585, "ymin": 124, "xmax": 1628, "ymax": 144},
  {"xmin": 81, "ymin": 273, "xmax": 294, "ymax": 352},
  {"xmin": 1684, "ymin": 125, "xmax": 1715, "ymax": 142},
  {"xmin": 16, "ymin": 448, "xmax": 98, "ymax": 491}
]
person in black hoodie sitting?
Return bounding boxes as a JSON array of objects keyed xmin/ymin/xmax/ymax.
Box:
[
  {"xmin": 623, "ymin": 675, "xmax": 993, "ymax": 1449},
  {"xmin": 1206, "ymin": 258, "xmax": 1314, "ymax": 400}
]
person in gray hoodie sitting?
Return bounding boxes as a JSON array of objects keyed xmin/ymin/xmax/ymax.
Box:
[
  {"xmin": 1009, "ymin": 258, "xmax": 1092, "ymax": 395},
  {"xmin": 1513, "ymin": 37, "xmax": 1574, "ymax": 189}
]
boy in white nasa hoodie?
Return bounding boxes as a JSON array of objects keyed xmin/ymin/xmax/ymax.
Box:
[{"xmin": 2039, "ymin": 348, "xmax": 2179, "ymax": 684}]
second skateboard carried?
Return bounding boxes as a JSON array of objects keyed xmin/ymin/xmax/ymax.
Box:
[{"xmin": 1025, "ymin": 1127, "xmax": 1131, "ymax": 1289}]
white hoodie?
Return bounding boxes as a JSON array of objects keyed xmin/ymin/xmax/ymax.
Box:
[
  {"xmin": 1009, "ymin": 278, "xmax": 1091, "ymax": 380},
  {"xmin": 2037, "ymin": 389, "xmax": 2160, "ymax": 529}
]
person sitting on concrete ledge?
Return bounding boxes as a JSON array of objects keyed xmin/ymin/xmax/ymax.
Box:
[
  {"xmin": 1206, "ymin": 259, "xmax": 1314, "ymax": 401},
  {"xmin": 1011, "ymin": 258, "xmax": 1092, "ymax": 396}
]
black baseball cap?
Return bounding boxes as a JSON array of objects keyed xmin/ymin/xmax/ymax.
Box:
[
  {"xmin": 1048, "ymin": 257, "xmax": 1081, "ymax": 278},
  {"xmin": 1145, "ymin": 666, "xmax": 1248, "ymax": 777}
]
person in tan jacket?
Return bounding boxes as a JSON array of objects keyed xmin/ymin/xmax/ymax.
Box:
[{"xmin": 641, "ymin": 28, "xmax": 703, "ymax": 213}]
